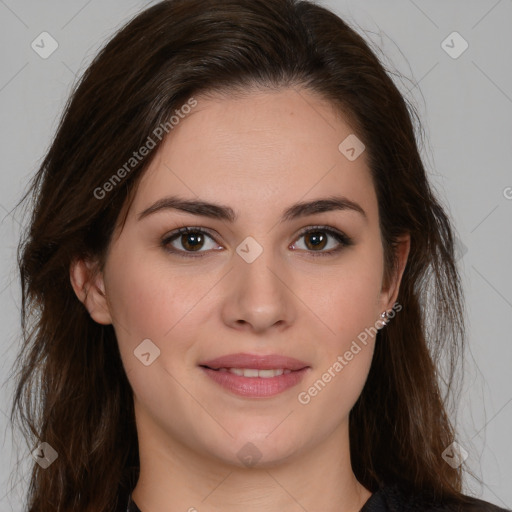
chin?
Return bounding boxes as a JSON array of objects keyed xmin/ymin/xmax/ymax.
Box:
[{"xmin": 211, "ymin": 427, "xmax": 309, "ymax": 469}]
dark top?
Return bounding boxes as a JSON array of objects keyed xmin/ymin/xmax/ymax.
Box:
[{"xmin": 122, "ymin": 483, "xmax": 511, "ymax": 512}]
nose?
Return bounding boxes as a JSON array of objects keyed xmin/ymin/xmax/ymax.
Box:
[{"xmin": 220, "ymin": 246, "xmax": 296, "ymax": 334}]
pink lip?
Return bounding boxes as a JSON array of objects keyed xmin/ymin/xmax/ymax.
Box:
[
  {"xmin": 199, "ymin": 353, "xmax": 311, "ymax": 398},
  {"xmin": 199, "ymin": 352, "xmax": 310, "ymax": 371},
  {"xmin": 201, "ymin": 367, "xmax": 310, "ymax": 397}
]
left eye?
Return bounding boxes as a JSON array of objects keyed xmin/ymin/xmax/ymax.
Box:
[
  {"xmin": 161, "ymin": 226, "xmax": 352, "ymax": 257},
  {"xmin": 291, "ymin": 227, "xmax": 352, "ymax": 255}
]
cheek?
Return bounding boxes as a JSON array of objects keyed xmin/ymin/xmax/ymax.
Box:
[
  {"xmin": 103, "ymin": 250, "xmax": 208, "ymax": 383},
  {"xmin": 310, "ymin": 251, "xmax": 384, "ymax": 348},
  {"xmin": 296, "ymin": 267, "xmax": 381, "ymax": 419},
  {"xmin": 107, "ymin": 260, "xmax": 207, "ymax": 413},
  {"xmin": 296, "ymin": 342, "xmax": 374, "ymax": 435},
  {"xmin": 106, "ymin": 248, "xmax": 207, "ymax": 336}
]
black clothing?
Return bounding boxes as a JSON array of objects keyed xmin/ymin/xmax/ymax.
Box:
[
  {"xmin": 359, "ymin": 483, "xmax": 511, "ymax": 511},
  {"xmin": 122, "ymin": 483, "xmax": 511, "ymax": 511}
]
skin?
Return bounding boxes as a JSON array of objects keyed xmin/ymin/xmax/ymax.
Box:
[{"xmin": 70, "ymin": 87, "xmax": 410, "ymax": 512}]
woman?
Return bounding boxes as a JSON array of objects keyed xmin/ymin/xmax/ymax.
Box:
[{"xmin": 10, "ymin": 0, "xmax": 510, "ymax": 511}]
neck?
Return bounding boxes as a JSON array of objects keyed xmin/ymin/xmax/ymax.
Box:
[{"xmin": 131, "ymin": 410, "xmax": 372, "ymax": 512}]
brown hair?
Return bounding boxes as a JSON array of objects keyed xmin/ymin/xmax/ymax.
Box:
[{"xmin": 9, "ymin": 0, "xmax": 480, "ymax": 510}]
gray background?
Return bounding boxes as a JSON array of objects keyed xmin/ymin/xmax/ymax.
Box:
[{"xmin": 0, "ymin": 0, "xmax": 511, "ymax": 510}]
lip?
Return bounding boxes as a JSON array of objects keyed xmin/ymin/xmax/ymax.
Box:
[
  {"xmin": 199, "ymin": 353, "xmax": 311, "ymax": 398},
  {"xmin": 200, "ymin": 367, "xmax": 310, "ymax": 398},
  {"xmin": 199, "ymin": 352, "xmax": 310, "ymax": 371}
]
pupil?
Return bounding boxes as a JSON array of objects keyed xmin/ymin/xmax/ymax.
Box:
[
  {"xmin": 307, "ymin": 232, "xmax": 326, "ymax": 250},
  {"xmin": 183, "ymin": 233, "xmax": 203, "ymax": 250}
]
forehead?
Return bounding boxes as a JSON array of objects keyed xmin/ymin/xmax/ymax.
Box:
[{"xmin": 127, "ymin": 87, "xmax": 377, "ymax": 225}]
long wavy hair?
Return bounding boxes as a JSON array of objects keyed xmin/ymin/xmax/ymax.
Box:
[{"xmin": 8, "ymin": 0, "xmax": 480, "ymax": 510}]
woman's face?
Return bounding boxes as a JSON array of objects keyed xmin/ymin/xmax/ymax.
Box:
[{"xmin": 74, "ymin": 87, "xmax": 408, "ymax": 468}]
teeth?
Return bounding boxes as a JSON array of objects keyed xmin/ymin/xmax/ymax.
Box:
[{"xmin": 217, "ymin": 368, "xmax": 292, "ymax": 378}]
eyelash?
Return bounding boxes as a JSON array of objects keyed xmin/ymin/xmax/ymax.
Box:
[{"xmin": 161, "ymin": 225, "xmax": 353, "ymax": 259}]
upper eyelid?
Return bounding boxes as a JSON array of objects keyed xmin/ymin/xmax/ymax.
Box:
[{"xmin": 164, "ymin": 224, "xmax": 345, "ymax": 238}]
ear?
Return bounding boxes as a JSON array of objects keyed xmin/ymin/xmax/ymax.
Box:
[
  {"xmin": 379, "ymin": 233, "xmax": 411, "ymax": 312},
  {"xmin": 69, "ymin": 257, "xmax": 113, "ymax": 325}
]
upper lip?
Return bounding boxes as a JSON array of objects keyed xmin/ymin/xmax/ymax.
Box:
[{"xmin": 199, "ymin": 353, "xmax": 310, "ymax": 371}]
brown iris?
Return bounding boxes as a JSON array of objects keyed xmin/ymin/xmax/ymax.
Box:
[
  {"xmin": 303, "ymin": 231, "xmax": 328, "ymax": 251},
  {"xmin": 180, "ymin": 231, "xmax": 205, "ymax": 251}
]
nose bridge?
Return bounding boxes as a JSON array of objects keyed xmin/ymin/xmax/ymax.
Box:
[
  {"xmin": 235, "ymin": 234, "xmax": 284, "ymax": 299},
  {"xmin": 225, "ymin": 234, "xmax": 294, "ymax": 331}
]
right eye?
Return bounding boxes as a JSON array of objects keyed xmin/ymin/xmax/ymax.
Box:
[{"xmin": 161, "ymin": 227, "xmax": 223, "ymax": 257}]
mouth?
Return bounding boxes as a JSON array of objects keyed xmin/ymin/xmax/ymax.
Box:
[
  {"xmin": 198, "ymin": 353, "xmax": 311, "ymax": 398},
  {"xmin": 201, "ymin": 367, "xmax": 295, "ymax": 377}
]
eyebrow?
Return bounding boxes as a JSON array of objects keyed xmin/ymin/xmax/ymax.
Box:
[{"xmin": 137, "ymin": 195, "xmax": 367, "ymax": 223}]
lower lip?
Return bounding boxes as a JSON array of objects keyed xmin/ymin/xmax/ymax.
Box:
[{"xmin": 200, "ymin": 367, "xmax": 310, "ymax": 397}]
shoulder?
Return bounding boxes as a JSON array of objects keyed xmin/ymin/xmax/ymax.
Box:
[{"xmin": 369, "ymin": 483, "xmax": 511, "ymax": 512}]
